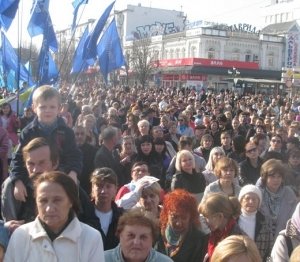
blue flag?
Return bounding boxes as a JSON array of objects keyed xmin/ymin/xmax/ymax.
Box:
[
  {"xmin": 38, "ymin": 35, "xmax": 58, "ymax": 86},
  {"xmin": 97, "ymin": 18, "xmax": 126, "ymax": 83},
  {"xmin": 83, "ymin": 1, "xmax": 115, "ymax": 60},
  {"xmin": 27, "ymin": 0, "xmax": 57, "ymax": 51},
  {"xmin": 72, "ymin": 0, "xmax": 88, "ymax": 31},
  {"xmin": 0, "ymin": 0, "xmax": 20, "ymax": 30},
  {"xmin": 0, "ymin": 0, "xmax": 16, "ymax": 13},
  {"xmin": 71, "ymin": 25, "xmax": 89, "ymax": 74},
  {"xmin": 1, "ymin": 32, "xmax": 34, "ymax": 87}
]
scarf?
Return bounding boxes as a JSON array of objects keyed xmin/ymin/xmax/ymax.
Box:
[
  {"xmin": 38, "ymin": 119, "xmax": 58, "ymax": 136},
  {"xmin": 263, "ymin": 186, "xmax": 284, "ymax": 220},
  {"xmin": 208, "ymin": 218, "xmax": 236, "ymax": 259},
  {"xmin": 291, "ymin": 203, "xmax": 300, "ymax": 233},
  {"xmin": 164, "ymin": 225, "xmax": 185, "ymax": 257}
]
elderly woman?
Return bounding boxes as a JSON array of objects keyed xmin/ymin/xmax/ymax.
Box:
[
  {"xmin": 202, "ymin": 157, "xmax": 241, "ymax": 203},
  {"xmin": 271, "ymin": 203, "xmax": 300, "ymax": 262},
  {"xmin": 4, "ymin": 171, "xmax": 104, "ymax": 261},
  {"xmin": 237, "ymin": 185, "xmax": 273, "ymax": 260},
  {"xmin": 199, "ymin": 193, "xmax": 244, "ymax": 261},
  {"xmin": 137, "ymin": 119, "xmax": 150, "ymax": 136},
  {"xmin": 202, "ymin": 147, "xmax": 225, "ymax": 185},
  {"xmin": 171, "ymin": 150, "xmax": 206, "ymax": 203},
  {"xmin": 156, "ymin": 189, "xmax": 208, "ymax": 262},
  {"xmin": 211, "ymin": 235, "xmax": 262, "ymax": 262},
  {"xmin": 105, "ymin": 209, "xmax": 172, "ymax": 262},
  {"xmin": 258, "ymin": 159, "xmax": 298, "ymax": 238}
]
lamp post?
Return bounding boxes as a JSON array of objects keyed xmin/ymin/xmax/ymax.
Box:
[{"xmin": 228, "ymin": 67, "xmax": 240, "ymax": 89}]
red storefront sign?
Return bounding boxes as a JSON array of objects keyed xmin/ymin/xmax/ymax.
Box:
[
  {"xmin": 163, "ymin": 74, "xmax": 207, "ymax": 81},
  {"xmin": 157, "ymin": 58, "xmax": 259, "ymax": 70}
]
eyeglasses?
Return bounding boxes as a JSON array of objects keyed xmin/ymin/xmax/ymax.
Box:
[
  {"xmin": 271, "ymin": 139, "xmax": 281, "ymax": 143},
  {"xmin": 178, "ymin": 119, "xmax": 184, "ymax": 122},
  {"xmin": 246, "ymin": 147, "xmax": 257, "ymax": 153}
]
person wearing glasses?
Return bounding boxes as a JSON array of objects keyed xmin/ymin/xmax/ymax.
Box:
[
  {"xmin": 239, "ymin": 141, "xmax": 263, "ymax": 186},
  {"xmin": 261, "ymin": 134, "xmax": 285, "ymax": 161},
  {"xmin": 176, "ymin": 113, "xmax": 194, "ymax": 137},
  {"xmin": 258, "ymin": 159, "xmax": 297, "ymax": 238}
]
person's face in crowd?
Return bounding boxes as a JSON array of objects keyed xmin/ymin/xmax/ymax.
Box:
[
  {"xmin": 169, "ymin": 124, "xmax": 177, "ymax": 134},
  {"xmin": 245, "ymin": 144, "xmax": 258, "ymax": 160},
  {"xmin": 24, "ymin": 108, "xmax": 33, "ymax": 118},
  {"xmin": 123, "ymin": 139, "xmax": 134, "ymax": 154},
  {"xmin": 212, "ymin": 151, "xmax": 224, "ymax": 165},
  {"xmin": 168, "ymin": 211, "xmax": 191, "ymax": 234},
  {"xmin": 161, "ymin": 117, "xmax": 168, "ymax": 127},
  {"xmin": 266, "ymin": 173, "xmax": 283, "ymax": 193},
  {"xmin": 232, "ymin": 119, "xmax": 239, "ymax": 130},
  {"xmin": 25, "ymin": 146, "xmax": 57, "ymax": 177},
  {"xmin": 180, "ymin": 154, "xmax": 194, "ymax": 173},
  {"xmin": 270, "ymin": 136, "xmax": 282, "ymax": 151},
  {"xmin": 213, "ymin": 108, "xmax": 220, "ymax": 116},
  {"xmin": 220, "ymin": 166, "xmax": 235, "ymax": 184},
  {"xmin": 152, "ymin": 128, "xmax": 163, "ymax": 138},
  {"xmin": 195, "ymin": 129, "xmax": 205, "ymax": 141},
  {"xmin": 240, "ymin": 193, "xmax": 260, "ymax": 214},
  {"xmin": 288, "ymin": 126, "xmax": 298, "ymax": 137},
  {"xmin": 119, "ymin": 224, "xmax": 153, "ymax": 262},
  {"xmin": 74, "ymin": 127, "xmax": 86, "ymax": 146},
  {"xmin": 154, "ymin": 143, "xmax": 165, "ymax": 154},
  {"xmin": 139, "ymin": 189, "xmax": 160, "ymax": 214},
  {"xmin": 127, "ymin": 117, "xmax": 134, "ymax": 128},
  {"xmin": 256, "ymin": 126, "xmax": 264, "ymax": 134},
  {"xmin": 239, "ymin": 114, "xmax": 247, "ymax": 124},
  {"xmin": 33, "ymin": 97, "xmax": 60, "ymax": 125},
  {"xmin": 276, "ymin": 130, "xmax": 288, "ymax": 142},
  {"xmin": 203, "ymin": 138, "xmax": 213, "ymax": 149},
  {"xmin": 138, "ymin": 123, "xmax": 149, "ymax": 135},
  {"xmin": 131, "ymin": 164, "xmax": 149, "ymax": 181},
  {"xmin": 92, "ymin": 181, "xmax": 117, "ymax": 207},
  {"xmin": 255, "ymin": 119, "xmax": 263, "ymax": 126},
  {"xmin": 140, "ymin": 142, "xmax": 152, "ymax": 155},
  {"xmin": 83, "ymin": 116, "xmax": 95, "ymax": 130},
  {"xmin": 2, "ymin": 104, "xmax": 11, "ymax": 116},
  {"xmin": 204, "ymin": 212, "xmax": 224, "ymax": 232},
  {"xmin": 36, "ymin": 181, "xmax": 72, "ymax": 234},
  {"xmin": 211, "ymin": 121, "xmax": 218, "ymax": 131},
  {"xmin": 203, "ymin": 116, "xmax": 210, "ymax": 128},
  {"xmin": 221, "ymin": 134, "xmax": 231, "ymax": 147},
  {"xmin": 264, "ymin": 118, "xmax": 271, "ymax": 127},
  {"xmin": 288, "ymin": 153, "xmax": 300, "ymax": 168}
]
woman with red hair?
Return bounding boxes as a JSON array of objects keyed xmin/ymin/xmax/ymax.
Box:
[{"xmin": 155, "ymin": 189, "xmax": 208, "ymax": 262}]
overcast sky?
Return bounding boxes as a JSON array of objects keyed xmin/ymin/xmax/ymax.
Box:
[{"xmin": 7, "ymin": 0, "xmax": 268, "ymax": 47}]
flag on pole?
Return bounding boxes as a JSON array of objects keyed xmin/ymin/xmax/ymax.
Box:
[
  {"xmin": 27, "ymin": 0, "xmax": 57, "ymax": 51},
  {"xmin": 71, "ymin": 25, "xmax": 89, "ymax": 74},
  {"xmin": 83, "ymin": 1, "xmax": 115, "ymax": 60},
  {"xmin": 1, "ymin": 32, "xmax": 34, "ymax": 86},
  {"xmin": 97, "ymin": 18, "xmax": 126, "ymax": 83},
  {"xmin": 71, "ymin": 0, "xmax": 88, "ymax": 31},
  {"xmin": 0, "ymin": 0, "xmax": 20, "ymax": 31}
]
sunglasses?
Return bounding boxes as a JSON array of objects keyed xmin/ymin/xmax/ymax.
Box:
[
  {"xmin": 246, "ymin": 147, "xmax": 257, "ymax": 153},
  {"xmin": 178, "ymin": 119, "xmax": 184, "ymax": 122}
]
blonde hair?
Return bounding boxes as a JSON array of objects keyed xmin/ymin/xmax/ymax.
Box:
[
  {"xmin": 32, "ymin": 85, "xmax": 61, "ymax": 105},
  {"xmin": 211, "ymin": 235, "xmax": 262, "ymax": 262},
  {"xmin": 175, "ymin": 149, "xmax": 195, "ymax": 172},
  {"xmin": 290, "ymin": 245, "xmax": 300, "ymax": 262}
]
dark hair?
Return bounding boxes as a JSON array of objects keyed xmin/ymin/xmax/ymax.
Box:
[
  {"xmin": 90, "ymin": 167, "xmax": 118, "ymax": 186},
  {"xmin": 22, "ymin": 137, "xmax": 59, "ymax": 167},
  {"xmin": 34, "ymin": 171, "xmax": 80, "ymax": 215},
  {"xmin": 0, "ymin": 102, "xmax": 13, "ymax": 117},
  {"xmin": 178, "ymin": 136, "xmax": 193, "ymax": 151},
  {"xmin": 232, "ymin": 135, "xmax": 246, "ymax": 153}
]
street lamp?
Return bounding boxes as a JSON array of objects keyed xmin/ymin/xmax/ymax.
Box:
[{"xmin": 228, "ymin": 67, "xmax": 240, "ymax": 89}]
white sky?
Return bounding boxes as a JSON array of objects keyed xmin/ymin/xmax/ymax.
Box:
[{"xmin": 7, "ymin": 0, "xmax": 268, "ymax": 47}]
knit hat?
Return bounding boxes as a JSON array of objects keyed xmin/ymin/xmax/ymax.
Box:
[{"xmin": 238, "ymin": 185, "xmax": 262, "ymax": 207}]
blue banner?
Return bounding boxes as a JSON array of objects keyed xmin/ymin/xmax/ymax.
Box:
[
  {"xmin": 97, "ymin": 18, "xmax": 126, "ymax": 83},
  {"xmin": 83, "ymin": 1, "xmax": 115, "ymax": 60},
  {"xmin": 0, "ymin": 0, "xmax": 20, "ymax": 30},
  {"xmin": 72, "ymin": 0, "xmax": 88, "ymax": 31}
]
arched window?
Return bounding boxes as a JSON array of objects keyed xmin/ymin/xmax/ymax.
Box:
[
  {"xmin": 181, "ymin": 48, "xmax": 185, "ymax": 58},
  {"xmin": 175, "ymin": 48, "xmax": 180, "ymax": 58},
  {"xmin": 170, "ymin": 49, "xmax": 174, "ymax": 59},
  {"xmin": 191, "ymin": 46, "xmax": 197, "ymax": 58},
  {"xmin": 208, "ymin": 47, "xmax": 215, "ymax": 59},
  {"xmin": 267, "ymin": 52, "xmax": 274, "ymax": 67},
  {"xmin": 164, "ymin": 50, "xmax": 169, "ymax": 59},
  {"xmin": 245, "ymin": 50, "xmax": 252, "ymax": 62}
]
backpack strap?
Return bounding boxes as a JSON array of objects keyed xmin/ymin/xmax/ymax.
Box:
[{"xmin": 284, "ymin": 235, "xmax": 293, "ymax": 258}]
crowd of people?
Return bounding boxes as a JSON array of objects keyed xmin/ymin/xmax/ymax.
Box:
[{"xmin": 0, "ymin": 83, "xmax": 299, "ymax": 261}]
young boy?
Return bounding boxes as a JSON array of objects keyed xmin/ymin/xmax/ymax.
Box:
[{"xmin": 10, "ymin": 85, "xmax": 82, "ymax": 202}]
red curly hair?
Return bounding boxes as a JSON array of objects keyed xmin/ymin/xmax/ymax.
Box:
[{"xmin": 160, "ymin": 189, "xmax": 200, "ymax": 232}]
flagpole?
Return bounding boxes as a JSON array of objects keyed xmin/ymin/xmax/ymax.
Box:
[
  {"xmin": 57, "ymin": 3, "xmax": 87, "ymax": 81},
  {"xmin": 16, "ymin": 0, "xmax": 23, "ymax": 116}
]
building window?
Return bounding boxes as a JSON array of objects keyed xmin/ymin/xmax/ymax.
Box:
[
  {"xmin": 245, "ymin": 51, "xmax": 251, "ymax": 62},
  {"xmin": 181, "ymin": 48, "xmax": 185, "ymax": 58},
  {"xmin": 267, "ymin": 53, "xmax": 274, "ymax": 67},
  {"xmin": 208, "ymin": 48, "xmax": 215, "ymax": 59},
  {"xmin": 253, "ymin": 54, "xmax": 259, "ymax": 62},
  {"xmin": 175, "ymin": 48, "xmax": 180, "ymax": 58},
  {"xmin": 170, "ymin": 49, "xmax": 174, "ymax": 59},
  {"xmin": 232, "ymin": 49, "xmax": 240, "ymax": 61},
  {"xmin": 191, "ymin": 46, "xmax": 197, "ymax": 58},
  {"xmin": 154, "ymin": 50, "xmax": 159, "ymax": 60},
  {"xmin": 164, "ymin": 50, "xmax": 169, "ymax": 59}
]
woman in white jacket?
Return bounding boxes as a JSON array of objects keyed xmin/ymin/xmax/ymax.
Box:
[{"xmin": 4, "ymin": 171, "xmax": 104, "ymax": 262}]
